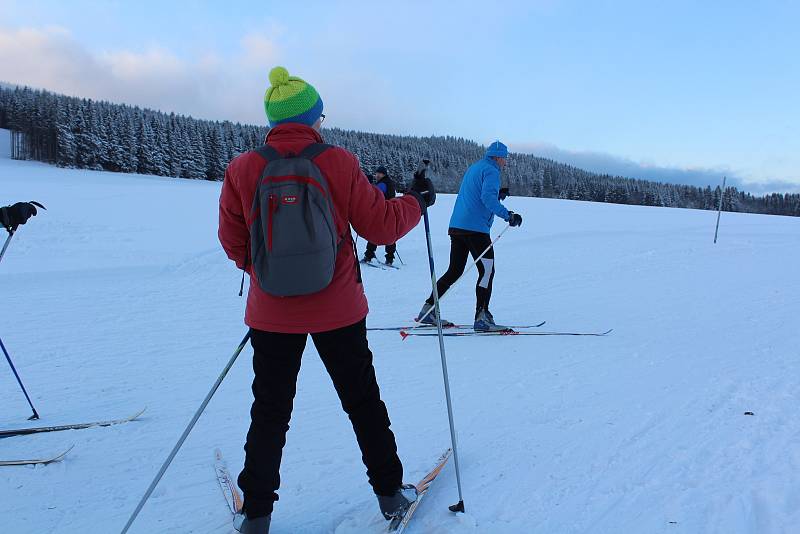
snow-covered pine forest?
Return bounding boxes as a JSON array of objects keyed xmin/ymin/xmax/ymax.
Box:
[{"xmin": 1, "ymin": 85, "xmax": 798, "ymax": 217}]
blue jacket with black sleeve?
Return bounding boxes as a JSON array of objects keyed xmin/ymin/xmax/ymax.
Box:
[{"xmin": 449, "ymin": 156, "xmax": 510, "ymax": 234}]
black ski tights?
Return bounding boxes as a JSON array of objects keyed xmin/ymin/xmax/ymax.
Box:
[{"xmin": 426, "ymin": 231, "xmax": 495, "ymax": 317}]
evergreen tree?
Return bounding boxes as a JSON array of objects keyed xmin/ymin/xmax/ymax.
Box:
[{"xmin": 54, "ymin": 100, "xmax": 77, "ymax": 167}]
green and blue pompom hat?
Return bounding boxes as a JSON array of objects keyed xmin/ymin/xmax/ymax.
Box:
[{"xmin": 264, "ymin": 66, "xmax": 324, "ymax": 127}]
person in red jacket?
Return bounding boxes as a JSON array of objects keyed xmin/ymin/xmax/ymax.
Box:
[{"xmin": 218, "ymin": 67, "xmax": 435, "ymax": 534}]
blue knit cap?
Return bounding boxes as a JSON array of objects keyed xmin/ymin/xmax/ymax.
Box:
[{"xmin": 486, "ymin": 140, "xmax": 508, "ymax": 158}]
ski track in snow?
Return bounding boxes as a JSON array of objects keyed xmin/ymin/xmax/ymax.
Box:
[{"xmin": 1, "ymin": 129, "xmax": 800, "ymax": 533}]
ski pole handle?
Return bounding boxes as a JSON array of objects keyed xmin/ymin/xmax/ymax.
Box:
[{"xmin": 415, "ymin": 158, "xmax": 431, "ymax": 176}]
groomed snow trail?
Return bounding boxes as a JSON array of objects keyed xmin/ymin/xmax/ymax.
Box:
[{"xmin": 2, "ymin": 130, "xmax": 799, "ymax": 533}]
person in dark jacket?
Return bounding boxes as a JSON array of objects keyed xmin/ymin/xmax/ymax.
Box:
[
  {"xmin": 219, "ymin": 67, "xmax": 435, "ymax": 534},
  {"xmin": 361, "ymin": 166, "xmax": 399, "ymax": 265},
  {"xmin": 414, "ymin": 141, "xmax": 522, "ymax": 332}
]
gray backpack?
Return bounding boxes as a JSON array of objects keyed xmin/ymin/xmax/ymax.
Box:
[{"xmin": 248, "ymin": 143, "xmax": 340, "ymax": 297}]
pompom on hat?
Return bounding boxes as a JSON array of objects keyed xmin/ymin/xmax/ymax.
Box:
[{"xmin": 264, "ymin": 66, "xmax": 324, "ymax": 127}]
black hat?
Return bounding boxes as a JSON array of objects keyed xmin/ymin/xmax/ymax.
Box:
[{"xmin": 375, "ymin": 165, "xmax": 388, "ymax": 176}]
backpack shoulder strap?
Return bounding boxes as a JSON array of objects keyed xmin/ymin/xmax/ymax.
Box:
[
  {"xmin": 297, "ymin": 143, "xmax": 333, "ymax": 161},
  {"xmin": 253, "ymin": 144, "xmax": 283, "ymax": 162}
]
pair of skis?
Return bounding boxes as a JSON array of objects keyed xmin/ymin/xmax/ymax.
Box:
[
  {"xmin": 368, "ymin": 321, "xmax": 613, "ymax": 338},
  {"xmin": 0, "ymin": 408, "xmax": 145, "ymax": 467},
  {"xmin": 214, "ymin": 448, "xmax": 452, "ymax": 533},
  {"xmin": 368, "ymin": 321, "xmax": 546, "ymax": 332}
]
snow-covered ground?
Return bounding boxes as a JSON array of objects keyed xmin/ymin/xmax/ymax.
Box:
[{"xmin": 2, "ymin": 128, "xmax": 800, "ymax": 533}]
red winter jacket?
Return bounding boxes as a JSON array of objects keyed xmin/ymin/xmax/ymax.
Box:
[{"xmin": 218, "ymin": 123, "xmax": 422, "ymax": 333}]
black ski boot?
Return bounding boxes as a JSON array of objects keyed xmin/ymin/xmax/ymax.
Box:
[
  {"xmin": 384, "ymin": 254, "xmax": 394, "ymax": 266},
  {"xmin": 233, "ymin": 512, "xmax": 271, "ymax": 534},
  {"xmin": 377, "ymin": 484, "xmax": 418, "ymax": 520}
]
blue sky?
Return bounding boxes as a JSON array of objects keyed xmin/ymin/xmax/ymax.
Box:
[{"xmin": 1, "ymin": 0, "xmax": 797, "ymax": 193}]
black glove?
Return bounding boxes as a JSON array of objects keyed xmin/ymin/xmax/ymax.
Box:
[
  {"xmin": 507, "ymin": 211, "xmax": 522, "ymax": 227},
  {"xmin": 0, "ymin": 202, "xmax": 40, "ymax": 233},
  {"xmin": 499, "ymin": 187, "xmax": 510, "ymax": 201},
  {"xmin": 408, "ymin": 175, "xmax": 436, "ymax": 210}
]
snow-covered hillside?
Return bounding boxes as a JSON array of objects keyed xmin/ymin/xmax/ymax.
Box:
[{"xmin": 2, "ymin": 129, "xmax": 800, "ymax": 533}]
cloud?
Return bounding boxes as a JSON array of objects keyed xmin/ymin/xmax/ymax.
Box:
[
  {"xmin": 510, "ymin": 141, "xmax": 800, "ymax": 195},
  {"xmin": 1, "ymin": 24, "xmax": 796, "ymax": 195},
  {"xmin": 0, "ymin": 26, "xmax": 279, "ymax": 124},
  {"xmin": 239, "ymin": 33, "xmax": 281, "ymax": 69},
  {"xmin": 102, "ymin": 47, "xmax": 186, "ymax": 81},
  {"xmin": 0, "ymin": 23, "xmax": 424, "ymax": 135}
]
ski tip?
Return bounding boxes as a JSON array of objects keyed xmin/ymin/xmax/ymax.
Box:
[
  {"xmin": 448, "ymin": 500, "xmax": 465, "ymax": 513},
  {"xmin": 47, "ymin": 443, "xmax": 75, "ymax": 464},
  {"xmin": 400, "ymin": 331, "xmax": 409, "ymax": 340}
]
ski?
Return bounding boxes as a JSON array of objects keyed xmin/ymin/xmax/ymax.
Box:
[
  {"xmin": 0, "ymin": 407, "xmax": 146, "ymax": 438},
  {"xmin": 386, "ymin": 448, "xmax": 452, "ymax": 533},
  {"xmin": 369, "ymin": 321, "xmax": 546, "ymax": 332},
  {"xmin": 401, "ymin": 328, "xmax": 613, "ymax": 338},
  {"xmin": 377, "ymin": 261, "xmax": 400, "ymax": 270},
  {"xmin": 361, "ymin": 260, "xmax": 388, "ymax": 270},
  {"xmin": 214, "ymin": 448, "xmax": 243, "ymax": 516},
  {"xmin": 0, "ymin": 444, "xmax": 74, "ymax": 466}
]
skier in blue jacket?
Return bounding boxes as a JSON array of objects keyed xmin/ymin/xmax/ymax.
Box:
[{"xmin": 415, "ymin": 141, "xmax": 523, "ymax": 331}]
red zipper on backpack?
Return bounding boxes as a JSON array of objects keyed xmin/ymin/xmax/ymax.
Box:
[{"xmin": 267, "ymin": 194, "xmax": 276, "ymax": 251}]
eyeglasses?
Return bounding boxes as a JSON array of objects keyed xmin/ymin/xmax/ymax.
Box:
[{"xmin": 320, "ymin": 113, "xmax": 326, "ymax": 124}]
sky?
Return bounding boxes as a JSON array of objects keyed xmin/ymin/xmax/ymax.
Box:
[{"xmin": 0, "ymin": 0, "xmax": 798, "ymax": 193}]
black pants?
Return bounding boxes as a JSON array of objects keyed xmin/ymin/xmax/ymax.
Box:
[
  {"xmin": 364, "ymin": 242, "xmax": 396, "ymax": 260},
  {"xmin": 238, "ymin": 320, "xmax": 403, "ymax": 518},
  {"xmin": 426, "ymin": 231, "xmax": 494, "ymax": 316}
]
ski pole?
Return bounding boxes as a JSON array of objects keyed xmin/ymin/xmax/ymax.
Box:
[
  {"xmin": 421, "ymin": 206, "xmax": 466, "ymax": 513},
  {"xmin": 121, "ymin": 331, "xmax": 251, "ymax": 534},
  {"xmin": 714, "ymin": 176, "xmax": 726, "ymax": 244},
  {"xmin": 394, "ymin": 247, "xmax": 405, "ymax": 266},
  {"xmin": 0, "ymin": 336, "xmax": 39, "ymax": 420},
  {"xmin": 406, "ymin": 223, "xmax": 511, "ymax": 335},
  {"xmin": 0, "ymin": 231, "xmax": 13, "ymax": 265}
]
